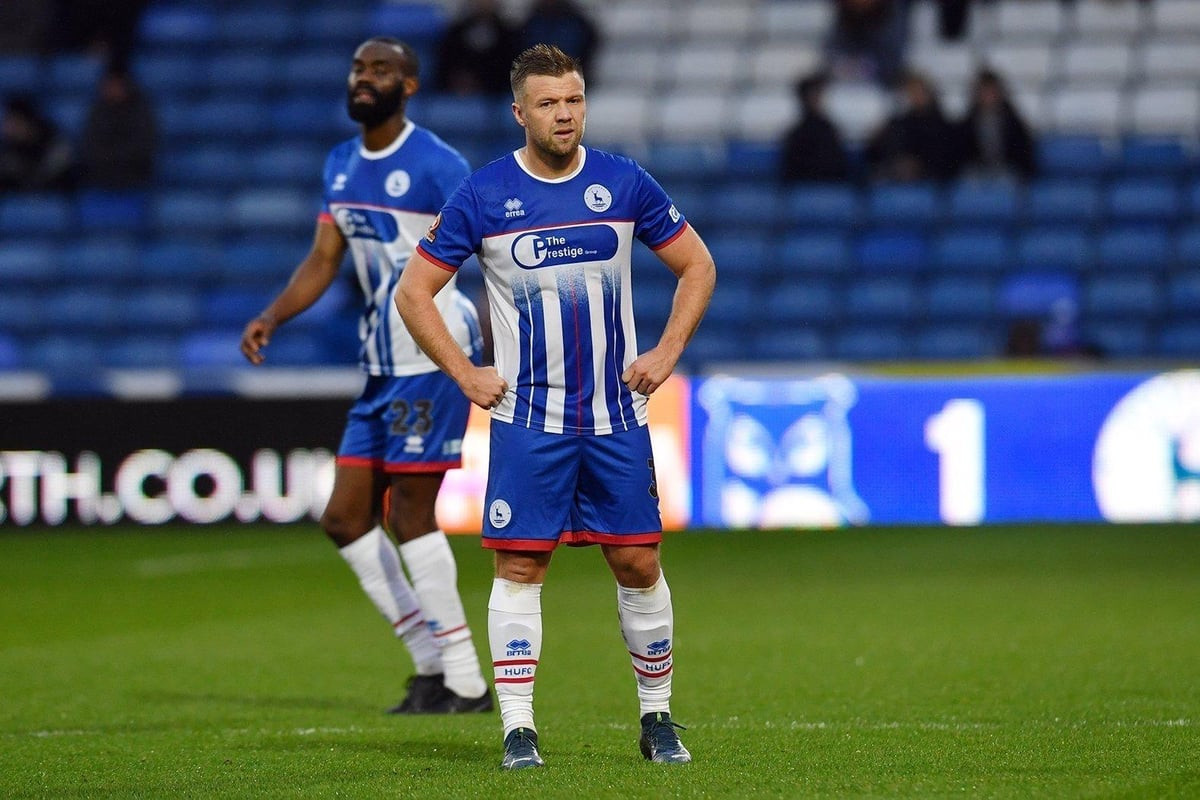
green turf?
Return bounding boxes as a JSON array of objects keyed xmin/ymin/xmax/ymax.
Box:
[{"xmin": 1, "ymin": 523, "xmax": 1197, "ymax": 798}]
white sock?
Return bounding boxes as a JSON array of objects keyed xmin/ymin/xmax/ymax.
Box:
[
  {"xmin": 338, "ymin": 526, "xmax": 441, "ymax": 676},
  {"xmin": 618, "ymin": 572, "xmax": 674, "ymax": 716},
  {"xmin": 399, "ymin": 531, "xmax": 487, "ymax": 698},
  {"xmin": 488, "ymin": 578, "xmax": 542, "ymax": 737}
]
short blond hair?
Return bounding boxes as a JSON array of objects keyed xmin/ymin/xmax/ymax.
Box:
[{"xmin": 510, "ymin": 44, "xmax": 582, "ymax": 99}]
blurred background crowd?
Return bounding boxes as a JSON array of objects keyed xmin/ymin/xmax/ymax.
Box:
[{"xmin": 1, "ymin": 0, "xmax": 1198, "ymax": 379}]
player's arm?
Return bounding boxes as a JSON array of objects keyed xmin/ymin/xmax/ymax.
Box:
[
  {"xmin": 395, "ymin": 250, "xmax": 508, "ymax": 409},
  {"xmin": 240, "ymin": 221, "xmax": 347, "ymax": 364},
  {"xmin": 622, "ymin": 225, "xmax": 716, "ymax": 395}
]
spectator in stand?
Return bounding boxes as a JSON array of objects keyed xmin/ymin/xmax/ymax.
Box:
[
  {"xmin": 956, "ymin": 67, "xmax": 1036, "ymax": 181},
  {"xmin": 0, "ymin": 94, "xmax": 77, "ymax": 191},
  {"xmin": 78, "ymin": 67, "xmax": 158, "ymax": 190},
  {"xmin": 826, "ymin": 0, "xmax": 911, "ymax": 87},
  {"xmin": 779, "ymin": 71, "xmax": 851, "ymax": 183},
  {"xmin": 435, "ymin": 0, "xmax": 519, "ymax": 95},
  {"xmin": 52, "ymin": 0, "xmax": 150, "ymax": 71},
  {"xmin": 864, "ymin": 70, "xmax": 958, "ymax": 182},
  {"xmin": 516, "ymin": 0, "xmax": 601, "ymax": 81}
]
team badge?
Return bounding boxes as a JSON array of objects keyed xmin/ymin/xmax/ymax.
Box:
[
  {"xmin": 385, "ymin": 169, "xmax": 411, "ymax": 197},
  {"xmin": 584, "ymin": 183, "xmax": 612, "ymax": 212},
  {"xmin": 424, "ymin": 212, "xmax": 442, "ymax": 243},
  {"xmin": 489, "ymin": 499, "xmax": 512, "ymax": 528}
]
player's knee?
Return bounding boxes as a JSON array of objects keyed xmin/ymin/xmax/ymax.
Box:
[{"xmin": 320, "ymin": 507, "xmax": 371, "ymax": 548}]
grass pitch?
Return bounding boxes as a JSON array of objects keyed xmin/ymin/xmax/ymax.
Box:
[{"xmin": 1, "ymin": 523, "xmax": 1197, "ymax": 798}]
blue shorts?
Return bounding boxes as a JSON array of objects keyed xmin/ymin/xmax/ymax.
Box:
[
  {"xmin": 482, "ymin": 420, "xmax": 662, "ymax": 551},
  {"xmin": 337, "ymin": 372, "xmax": 470, "ymax": 473}
]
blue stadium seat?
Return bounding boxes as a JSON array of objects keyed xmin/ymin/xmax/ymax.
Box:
[
  {"xmin": 1083, "ymin": 321, "xmax": 1151, "ymax": 358},
  {"xmin": 931, "ymin": 228, "xmax": 1012, "ymax": 273},
  {"xmin": 205, "ymin": 52, "xmax": 276, "ymax": 92},
  {"xmin": 702, "ymin": 283, "xmax": 760, "ymax": 328},
  {"xmin": 1176, "ymin": 224, "xmax": 1200, "ymax": 267},
  {"xmin": 181, "ymin": 328, "xmax": 248, "ymax": 368},
  {"xmin": 158, "ymin": 145, "xmax": 244, "ymax": 189},
  {"xmin": 844, "ymin": 277, "xmax": 920, "ymax": 320},
  {"xmin": 49, "ymin": 54, "xmax": 103, "ymax": 92},
  {"xmin": 763, "ymin": 280, "xmax": 841, "ymax": 325},
  {"xmin": 783, "ymin": 184, "xmax": 861, "ymax": 229},
  {"xmin": 137, "ymin": 6, "xmax": 216, "ymax": 48},
  {"xmin": 1096, "ymin": 226, "xmax": 1173, "ymax": 272},
  {"xmin": 752, "ymin": 329, "xmax": 829, "ymax": 361},
  {"xmin": 200, "ymin": 287, "xmax": 274, "ymax": 327},
  {"xmin": 299, "ymin": 8, "xmax": 368, "ymax": 45},
  {"xmin": 0, "ymin": 332, "xmax": 22, "ymax": 370},
  {"xmin": 27, "ymin": 335, "xmax": 103, "ymax": 374},
  {"xmin": 1187, "ymin": 179, "xmax": 1200, "ymax": 218},
  {"xmin": 1105, "ymin": 177, "xmax": 1181, "ymax": 223},
  {"xmin": 229, "ymin": 189, "xmax": 313, "ymax": 234},
  {"xmin": 369, "ymin": 2, "xmax": 449, "ymax": 44},
  {"xmin": 269, "ymin": 95, "xmax": 353, "ymax": 140},
  {"xmin": 644, "ymin": 143, "xmax": 724, "ymax": 184},
  {"xmin": 866, "ymin": 183, "xmax": 942, "ymax": 228},
  {"xmin": 1158, "ymin": 322, "xmax": 1200, "ymax": 357},
  {"xmin": 0, "ymin": 194, "xmax": 74, "ymax": 237},
  {"xmin": 832, "ymin": 327, "xmax": 911, "ymax": 361},
  {"xmin": 186, "ymin": 99, "xmax": 269, "ymax": 141},
  {"xmin": 214, "ymin": 9, "xmax": 298, "ymax": 46},
  {"xmin": 42, "ymin": 287, "xmax": 124, "ymax": 331},
  {"xmin": 914, "ymin": 324, "xmax": 995, "ymax": 359},
  {"xmin": 77, "ymin": 190, "xmax": 149, "ymax": 232},
  {"xmin": 0, "ymin": 291, "xmax": 45, "ymax": 333},
  {"xmin": 855, "ymin": 230, "xmax": 929, "ymax": 272},
  {"xmin": 925, "ymin": 276, "xmax": 996, "ymax": 320},
  {"xmin": 946, "ymin": 179, "xmax": 1020, "ymax": 226},
  {"xmin": 416, "ymin": 94, "xmax": 496, "ymax": 138},
  {"xmin": 999, "ymin": 272, "xmax": 1079, "ymax": 317},
  {"xmin": 106, "ymin": 336, "xmax": 183, "ymax": 369},
  {"xmin": 1118, "ymin": 137, "xmax": 1193, "ymax": 176},
  {"xmin": 1016, "ymin": 226, "xmax": 1092, "ymax": 271},
  {"xmin": 141, "ymin": 240, "xmax": 224, "ymax": 282},
  {"xmin": 709, "ymin": 183, "xmax": 783, "ymax": 232},
  {"xmin": 221, "ymin": 237, "xmax": 306, "ymax": 284},
  {"xmin": 1037, "ymin": 135, "xmax": 1112, "ymax": 177},
  {"xmin": 152, "ymin": 191, "xmax": 230, "ymax": 236},
  {"xmin": 64, "ymin": 236, "xmax": 141, "ymax": 281},
  {"xmin": 1167, "ymin": 272, "xmax": 1200, "ymax": 313},
  {"xmin": 0, "ymin": 55, "xmax": 38, "ymax": 93},
  {"xmin": 682, "ymin": 324, "xmax": 753, "ymax": 365},
  {"xmin": 132, "ymin": 52, "xmax": 212, "ymax": 96},
  {"xmin": 704, "ymin": 233, "xmax": 773, "ymax": 275},
  {"xmin": 249, "ymin": 144, "xmax": 326, "ymax": 188},
  {"xmin": 1025, "ymin": 180, "xmax": 1102, "ymax": 225},
  {"xmin": 1083, "ymin": 274, "xmax": 1163, "ymax": 318},
  {"xmin": 0, "ymin": 242, "xmax": 58, "ymax": 285},
  {"xmin": 282, "ymin": 49, "xmax": 352, "ymax": 96},
  {"xmin": 126, "ymin": 287, "xmax": 203, "ymax": 331},
  {"xmin": 725, "ymin": 140, "xmax": 781, "ymax": 180},
  {"xmin": 774, "ymin": 232, "xmax": 852, "ymax": 275}
]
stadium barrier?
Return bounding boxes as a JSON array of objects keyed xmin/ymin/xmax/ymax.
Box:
[{"xmin": 1, "ymin": 368, "xmax": 1197, "ymax": 528}]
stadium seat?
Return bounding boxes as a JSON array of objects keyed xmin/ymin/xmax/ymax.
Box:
[
  {"xmin": 1060, "ymin": 42, "xmax": 1134, "ymax": 85},
  {"xmin": 299, "ymin": 8, "xmax": 368, "ymax": 46},
  {"xmin": 774, "ymin": 232, "xmax": 853, "ymax": 275},
  {"xmin": 0, "ymin": 243, "xmax": 58, "ymax": 285},
  {"xmin": 645, "ymin": 142, "xmax": 726, "ymax": 184},
  {"xmin": 204, "ymin": 52, "xmax": 277, "ymax": 92},
  {"xmin": 1117, "ymin": 137, "xmax": 1193, "ymax": 175},
  {"xmin": 136, "ymin": 6, "xmax": 216, "ymax": 48},
  {"xmin": 946, "ymin": 179, "xmax": 1020, "ymax": 227},
  {"xmin": 981, "ymin": 42, "xmax": 1055, "ymax": 91},
  {"xmin": 76, "ymin": 190, "xmax": 149, "ymax": 232},
  {"xmin": 652, "ymin": 91, "xmax": 729, "ymax": 141},
  {"xmin": 866, "ymin": 183, "xmax": 943, "ymax": 228},
  {"xmin": 748, "ymin": 42, "xmax": 822, "ymax": 93},
  {"xmin": 214, "ymin": 9, "xmax": 298, "ymax": 47},
  {"xmin": 728, "ymin": 88, "xmax": 798, "ymax": 142},
  {"xmin": 782, "ymin": 184, "xmax": 862, "ymax": 229},
  {"xmin": 0, "ymin": 194, "xmax": 74, "ymax": 237},
  {"xmin": 993, "ymin": 0, "xmax": 1068, "ymax": 39},
  {"xmin": 1138, "ymin": 38, "xmax": 1200, "ymax": 83},
  {"xmin": 758, "ymin": 0, "xmax": 834, "ymax": 41},
  {"xmin": 844, "ymin": 277, "xmax": 920, "ymax": 320},
  {"xmin": 698, "ymin": 233, "xmax": 773, "ymax": 277},
  {"xmin": 583, "ymin": 91, "xmax": 651, "ymax": 146},
  {"xmin": 832, "ymin": 326, "xmax": 911, "ymax": 361},
  {"xmin": 0, "ymin": 291, "xmax": 45, "ymax": 333},
  {"xmin": 1174, "ymin": 224, "xmax": 1200, "ymax": 267},
  {"xmin": 1025, "ymin": 179, "xmax": 1102, "ymax": 225},
  {"xmin": 824, "ymin": 81, "xmax": 890, "ymax": 142},
  {"xmin": 1104, "ymin": 178, "xmax": 1182, "ymax": 223},
  {"xmin": 683, "ymin": 324, "xmax": 755, "ymax": 365},
  {"xmin": 931, "ymin": 228, "xmax": 1013, "ymax": 273},
  {"xmin": 1126, "ymin": 86, "xmax": 1200, "ymax": 136},
  {"xmin": 42, "ymin": 287, "xmax": 124, "ymax": 331},
  {"xmin": 141, "ymin": 240, "xmax": 225, "ymax": 282},
  {"xmin": 160, "ymin": 145, "xmax": 247, "ymax": 189},
  {"xmin": 27, "ymin": 335, "xmax": 103, "ymax": 374},
  {"xmin": 1016, "ymin": 226, "xmax": 1092, "ymax": 272},
  {"xmin": 1082, "ymin": 321, "xmax": 1151, "ymax": 358},
  {"xmin": 180, "ymin": 328, "xmax": 251, "ymax": 367},
  {"xmin": 702, "ymin": 283, "xmax": 760, "ymax": 328},
  {"xmin": 125, "ymin": 287, "xmax": 203, "ymax": 331},
  {"xmin": 152, "ymin": 191, "xmax": 230, "ymax": 236},
  {"xmin": 855, "ymin": 230, "xmax": 929, "ymax": 272},
  {"xmin": 925, "ymin": 276, "xmax": 996, "ymax": 320},
  {"xmin": 49, "ymin": 54, "xmax": 103, "ymax": 92},
  {"xmin": 1157, "ymin": 322, "xmax": 1200, "ymax": 356},
  {"xmin": 368, "ymin": 1, "xmax": 448, "ymax": 43},
  {"xmin": 752, "ymin": 328, "xmax": 829, "ymax": 361},
  {"xmin": 1166, "ymin": 272, "xmax": 1200, "ymax": 314},
  {"xmin": 998, "ymin": 272, "xmax": 1079, "ymax": 317},
  {"xmin": 1083, "ymin": 274, "xmax": 1163, "ymax": 318},
  {"xmin": 680, "ymin": 2, "xmax": 757, "ymax": 41},
  {"xmin": 1072, "ymin": 0, "xmax": 1146, "ymax": 36},
  {"xmin": 0, "ymin": 55, "xmax": 38, "ymax": 93},
  {"xmin": 270, "ymin": 95, "xmax": 353, "ymax": 140},
  {"xmin": 1046, "ymin": 86, "xmax": 1123, "ymax": 135},
  {"xmin": 1151, "ymin": 0, "xmax": 1200, "ymax": 34},
  {"xmin": 914, "ymin": 324, "xmax": 995, "ymax": 360},
  {"xmin": 665, "ymin": 42, "xmax": 744, "ymax": 91},
  {"xmin": 1036, "ymin": 136, "xmax": 1112, "ymax": 177},
  {"xmin": 132, "ymin": 52, "xmax": 212, "ymax": 96},
  {"xmin": 221, "ymin": 237, "xmax": 307, "ymax": 285},
  {"xmin": 1096, "ymin": 226, "xmax": 1173, "ymax": 272},
  {"xmin": 65, "ymin": 236, "xmax": 141, "ymax": 281},
  {"xmin": 707, "ymin": 184, "xmax": 783, "ymax": 233},
  {"xmin": 763, "ymin": 280, "xmax": 841, "ymax": 326},
  {"xmin": 106, "ymin": 336, "xmax": 183, "ymax": 369},
  {"xmin": 0, "ymin": 333, "xmax": 22, "ymax": 370},
  {"xmin": 724, "ymin": 141, "xmax": 781, "ymax": 180},
  {"xmin": 229, "ymin": 189, "xmax": 313, "ymax": 234}
]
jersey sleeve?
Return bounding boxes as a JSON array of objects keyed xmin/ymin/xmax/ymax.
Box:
[
  {"xmin": 432, "ymin": 151, "xmax": 471, "ymax": 206},
  {"xmin": 633, "ymin": 165, "xmax": 688, "ymax": 250},
  {"xmin": 415, "ymin": 177, "xmax": 483, "ymax": 271},
  {"xmin": 317, "ymin": 149, "xmax": 338, "ymax": 225}
]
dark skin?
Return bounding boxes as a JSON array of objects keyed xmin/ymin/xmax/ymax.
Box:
[{"xmin": 238, "ymin": 40, "xmax": 440, "ymax": 546}]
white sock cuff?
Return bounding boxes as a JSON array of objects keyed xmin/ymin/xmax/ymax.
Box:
[
  {"xmin": 617, "ymin": 572, "xmax": 670, "ymax": 613},
  {"xmin": 398, "ymin": 529, "xmax": 451, "ymax": 562},
  {"xmin": 488, "ymin": 578, "xmax": 542, "ymax": 615},
  {"xmin": 337, "ymin": 525, "xmax": 386, "ymax": 561}
]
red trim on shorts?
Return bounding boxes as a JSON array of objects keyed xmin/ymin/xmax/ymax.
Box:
[
  {"xmin": 482, "ymin": 536, "xmax": 559, "ymax": 551},
  {"xmin": 335, "ymin": 455, "xmax": 460, "ymax": 473},
  {"xmin": 561, "ymin": 530, "xmax": 663, "ymax": 546},
  {"xmin": 633, "ymin": 663, "xmax": 672, "ymax": 679}
]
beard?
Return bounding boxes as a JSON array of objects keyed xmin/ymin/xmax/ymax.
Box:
[{"xmin": 346, "ymin": 84, "xmax": 405, "ymax": 128}]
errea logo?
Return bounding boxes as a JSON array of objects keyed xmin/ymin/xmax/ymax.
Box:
[{"xmin": 504, "ymin": 197, "xmax": 525, "ymax": 218}]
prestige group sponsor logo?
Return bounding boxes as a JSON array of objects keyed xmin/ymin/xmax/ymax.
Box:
[{"xmin": 510, "ymin": 224, "xmax": 619, "ymax": 269}]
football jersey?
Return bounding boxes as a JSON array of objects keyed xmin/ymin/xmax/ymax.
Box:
[
  {"xmin": 417, "ymin": 147, "xmax": 688, "ymax": 435},
  {"xmin": 319, "ymin": 120, "xmax": 480, "ymax": 376}
]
